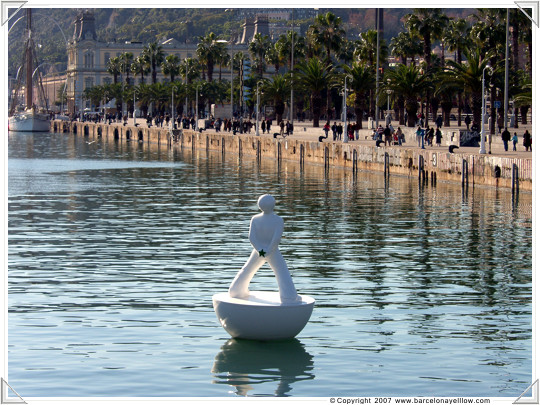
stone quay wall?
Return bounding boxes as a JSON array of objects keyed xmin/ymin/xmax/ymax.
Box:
[{"xmin": 51, "ymin": 120, "xmax": 532, "ymax": 192}]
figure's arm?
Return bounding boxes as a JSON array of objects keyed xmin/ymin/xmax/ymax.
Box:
[
  {"xmin": 248, "ymin": 217, "xmax": 262, "ymax": 252},
  {"xmin": 267, "ymin": 215, "xmax": 284, "ymax": 254}
]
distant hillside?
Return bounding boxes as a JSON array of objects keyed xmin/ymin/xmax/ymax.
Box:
[{"xmin": 7, "ymin": 7, "xmax": 477, "ymax": 77}]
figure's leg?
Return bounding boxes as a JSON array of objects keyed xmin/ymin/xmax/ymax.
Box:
[
  {"xmin": 267, "ymin": 250, "xmax": 299, "ymax": 302},
  {"xmin": 228, "ymin": 250, "xmax": 265, "ymax": 298}
]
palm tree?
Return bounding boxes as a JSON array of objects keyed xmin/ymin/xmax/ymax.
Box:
[
  {"xmin": 385, "ymin": 63, "xmax": 430, "ymax": 127},
  {"xmin": 308, "ymin": 12, "xmax": 345, "ymax": 118},
  {"xmin": 405, "ymin": 9, "xmax": 449, "ymax": 128},
  {"xmin": 196, "ymin": 32, "xmax": 222, "ymax": 83},
  {"xmin": 356, "ymin": 30, "xmax": 388, "ymax": 66},
  {"xmin": 82, "ymin": 85, "xmax": 104, "ymax": 111},
  {"xmin": 131, "ymin": 55, "xmax": 150, "ymax": 84},
  {"xmin": 405, "ymin": 9, "xmax": 449, "ymax": 70},
  {"xmin": 261, "ymin": 74, "xmax": 290, "ymax": 123},
  {"xmin": 390, "ymin": 31, "xmax": 422, "ymax": 66},
  {"xmin": 344, "ymin": 63, "xmax": 375, "ymax": 129},
  {"xmin": 296, "ymin": 58, "xmax": 335, "ymax": 127},
  {"xmin": 277, "ymin": 31, "xmax": 306, "ymax": 71},
  {"xmin": 441, "ymin": 48, "xmax": 494, "ymax": 126},
  {"xmin": 142, "ymin": 42, "xmax": 165, "ymax": 85},
  {"xmin": 161, "ymin": 54, "xmax": 181, "ymax": 82},
  {"xmin": 265, "ymin": 43, "xmax": 284, "ymax": 75},
  {"xmin": 135, "ymin": 83, "xmax": 152, "ymax": 117},
  {"xmin": 442, "ymin": 18, "xmax": 471, "ymax": 126},
  {"xmin": 248, "ymin": 33, "xmax": 271, "ymax": 78},
  {"xmin": 106, "ymin": 56, "xmax": 122, "ymax": 84},
  {"xmin": 471, "ymin": 9, "xmax": 506, "ymax": 133},
  {"xmin": 180, "ymin": 57, "xmax": 200, "ymax": 86},
  {"xmin": 119, "ymin": 52, "xmax": 134, "ymax": 85}
]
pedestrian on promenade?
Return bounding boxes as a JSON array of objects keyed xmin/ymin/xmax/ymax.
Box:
[
  {"xmin": 280, "ymin": 120, "xmax": 285, "ymax": 136},
  {"xmin": 436, "ymin": 115, "xmax": 443, "ymax": 129},
  {"xmin": 384, "ymin": 125, "xmax": 392, "ymax": 146},
  {"xmin": 337, "ymin": 123, "xmax": 343, "ymax": 140},
  {"xmin": 435, "ymin": 128, "xmax": 442, "ymax": 147},
  {"xmin": 376, "ymin": 125, "xmax": 384, "ymax": 141},
  {"xmin": 523, "ymin": 130, "xmax": 532, "ymax": 151},
  {"xmin": 323, "ymin": 121, "xmax": 330, "ymax": 138},
  {"xmin": 266, "ymin": 119, "xmax": 271, "ymax": 133},
  {"xmin": 465, "ymin": 115, "xmax": 471, "ymax": 131},
  {"xmin": 331, "ymin": 122, "xmax": 337, "ymax": 141},
  {"xmin": 426, "ymin": 127, "xmax": 434, "ymax": 146},
  {"xmin": 502, "ymin": 127, "xmax": 511, "ymax": 151},
  {"xmin": 261, "ymin": 119, "xmax": 266, "ymax": 134},
  {"xmin": 512, "ymin": 132, "xmax": 518, "ymax": 151},
  {"xmin": 396, "ymin": 127, "xmax": 404, "ymax": 145},
  {"xmin": 416, "ymin": 126, "xmax": 423, "ymax": 147}
]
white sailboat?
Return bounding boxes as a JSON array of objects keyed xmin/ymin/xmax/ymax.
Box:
[{"xmin": 8, "ymin": 8, "xmax": 51, "ymax": 132}]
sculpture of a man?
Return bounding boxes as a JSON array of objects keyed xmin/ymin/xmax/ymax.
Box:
[{"xmin": 229, "ymin": 194, "xmax": 300, "ymax": 302}]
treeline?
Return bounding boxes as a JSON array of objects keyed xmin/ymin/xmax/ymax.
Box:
[{"xmin": 78, "ymin": 9, "xmax": 532, "ymax": 131}]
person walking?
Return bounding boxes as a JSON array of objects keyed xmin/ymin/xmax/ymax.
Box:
[
  {"xmin": 331, "ymin": 122, "xmax": 337, "ymax": 141},
  {"xmin": 261, "ymin": 119, "xmax": 266, "ymax": 134},
  {"xmin": 416, "ymin": 126, "xmax": 424, "ymax": 147},
  {"xmin": 501, "ymin": 127, "xmax": 511, "ymax": 151},
  {"xmin": 523, "ymin": 130, "xmax": 532, "ymax": 151},
  {"xmin": 323, "ymin": 121, "xmax": 330, "ymax": 138},
  {"xmin": 512, "ymin": 132, "xmax": 518, "ymax": 151},
  {"xmin": 435, "ymin": 128, "xmax": 442, "ymax": 147}
]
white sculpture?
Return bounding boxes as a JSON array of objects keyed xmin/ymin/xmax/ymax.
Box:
[
  {"xmin": 229, "ymin": 194, "xmax": 299, "ymax": 303},
  {"xmin": 213, "ymin": 194, "xmax": 315, "ymax": 340}
]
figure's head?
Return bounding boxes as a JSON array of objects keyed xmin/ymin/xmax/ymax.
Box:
[{"xmin": 257, "ymin": 194, "xmax": 275, "ymax": 213}]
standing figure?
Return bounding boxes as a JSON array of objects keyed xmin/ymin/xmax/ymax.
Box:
[
  {"xmin": 229, "ymin": 195, "xmax": 299, "ymax": 303},
  {"xmin": 523, "ymin": 130, "xmax": 532, "ymax": 151}
]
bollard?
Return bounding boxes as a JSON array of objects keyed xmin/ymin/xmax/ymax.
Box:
[
  {"xmin": 238, "ymin": 137, "xmax": 242, "ymax": 159},
  {"xmin": 462, "ymin": 159, "xmax": 469, "ymax": 188},
  {"xmin": 418, "ymin": 155, "xmax": 424, "ymax": 183},
  {"xmin": 512, "ymin": 163, "xmax": 519, "ymax": 195},
  {"xmin": 325, "ymin": 146, "xmax": 329, "ymax": 169}
]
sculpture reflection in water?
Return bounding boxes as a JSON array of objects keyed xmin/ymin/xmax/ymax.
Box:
[{"xmin": 211, "ymin": 338, "xmax": 314, "ymax": 396}]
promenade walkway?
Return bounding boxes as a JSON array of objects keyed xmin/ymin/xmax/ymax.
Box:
[{"xmin": 122, "ymin": 117, "xmax": 533, "ymax": 161}]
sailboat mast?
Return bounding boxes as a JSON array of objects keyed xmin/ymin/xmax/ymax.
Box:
[{"xmin": 25, "ymin": 8, "xmax": 33, "ymax": 109}]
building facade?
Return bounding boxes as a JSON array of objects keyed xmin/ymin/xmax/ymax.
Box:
[{"xmin": 65, "ymin": 10, "xmax": 301, "ymax": 114}]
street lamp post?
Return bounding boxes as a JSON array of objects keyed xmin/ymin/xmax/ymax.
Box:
[
  {"xmin": 256, "ymin": 81, "xmax": 263, "ymax": 136},
  {"xmin": 342, "ymin": 75, "xmax": 351, "ymax": 143},
  {"xmin": 195, "ymin": 84, "xmax": 201, "ymax": 131},
  {"xmin": 133, "ymin": 89, "xmax": 136, "ymax": 126},
  {"xmin": 480, "ymin": 64, "xmax": 492, "ymax": 154},
  {"xmin": 171, "ymin": 86, "xmax": 175, "ymax": 130}
]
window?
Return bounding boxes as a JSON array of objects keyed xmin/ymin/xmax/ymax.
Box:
[
  {"xmin": 103, "ymin": 77, "xmax": 112, "ymax": 85},
  {"xmin": 104, "ymin": 52, "xmax": 110, "ymax": 64},
  {"xmin": 85, "ymin": 77, "xmax": 93, "ymax": 89},
  {"xmin": 84, "ymin": 52, "xmax": 94, "ymax": 68}
]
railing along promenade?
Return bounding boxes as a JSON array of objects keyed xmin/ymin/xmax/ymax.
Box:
[{"xmin": 51, "ymin": 119, "xmax": 532, "ymax": 192}]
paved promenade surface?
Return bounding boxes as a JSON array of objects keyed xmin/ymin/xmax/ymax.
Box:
[{"xmin": 120, "ymin": 117, "xmax": 534, "ymax": 161}]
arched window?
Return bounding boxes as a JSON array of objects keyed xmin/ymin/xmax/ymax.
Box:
[{"xmin": 84, "ymin": 51, "xmax": 94, "ymax": 68}]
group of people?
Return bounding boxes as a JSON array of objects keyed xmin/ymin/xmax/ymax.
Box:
[
  {"xmin": 501, "ymin": 128, "xmax": 533, "ymax": 152},
  {"xmin": 374, "ymin": 124, "xmax": 405, "ymax": 146},
  {"xmin": 323, "ymin": 121, "xmax": 364, "ymax": 141},
  {"xmin": 414, "ymin": 126, "xmax": 443, "ymax": 147}
]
